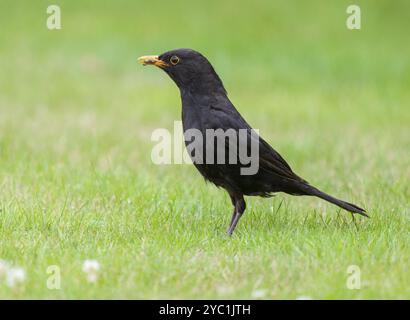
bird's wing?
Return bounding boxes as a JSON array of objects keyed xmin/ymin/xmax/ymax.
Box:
[{"xmin": 204, "ymin": 101, "xmax": 306, "ymax": 183}]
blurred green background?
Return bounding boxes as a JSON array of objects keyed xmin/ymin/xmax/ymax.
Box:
[{"xmin": 0, "ymin": 0, "xmax": 409, "ymax": 298}]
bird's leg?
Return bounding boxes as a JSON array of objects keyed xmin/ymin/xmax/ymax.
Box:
[
  {"xmin": 226, "ymin": 194, "xmax": 237, "ymax": 233},
  {"xmin": 227, "ymin": 195, "xmax": 246, "ymax": 236},
  {"xmin": 227, "ymin": 207, "xmax": 237, "ymax": 233}
]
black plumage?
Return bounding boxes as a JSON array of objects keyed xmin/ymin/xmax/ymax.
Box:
[{"xmin": 138, "ymin": 48, "xmax": 367, "ymax": 235}]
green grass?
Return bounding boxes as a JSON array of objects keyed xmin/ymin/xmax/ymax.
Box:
[{"xmin": 0, "ymin": 0, "xmax": 409, "ymax": 299}]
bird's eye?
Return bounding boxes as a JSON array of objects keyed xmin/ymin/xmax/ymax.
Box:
[{"xmin": 170, "ymin": 55, "xmax": 180, "ymax": 65}]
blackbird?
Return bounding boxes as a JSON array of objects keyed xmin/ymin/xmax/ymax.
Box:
[{"xmin": 138, "ymin": 48, "xmax": 367, "ymax": 235}]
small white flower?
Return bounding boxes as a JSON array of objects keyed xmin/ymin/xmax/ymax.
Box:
[
  {"xmin": 82, "ymin": 259, "xmax": 100, "ymax": 283},
  {"xmin": 6, "ymin": 267, "xmax": 26, "ymax": 287},
  {"xmin": 252, "ymin": 289, "xmax": 268, "ymax": 299},
  {"xmin": 82, "ymin": 260, "xmax": 100, "ymax": 273}
]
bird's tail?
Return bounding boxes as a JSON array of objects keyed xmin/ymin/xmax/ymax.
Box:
[{"xmin": 298, "ymin": 184, "xmax": 368, "ymax": 217}]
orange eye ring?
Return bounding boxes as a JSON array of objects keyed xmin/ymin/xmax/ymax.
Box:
[{"xmin": 170, "ymin": 55, "xmax": 180, "ymax": 65}]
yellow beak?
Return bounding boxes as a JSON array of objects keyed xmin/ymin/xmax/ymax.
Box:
[{"xmin": 137, "ymin": 55, "xmax": 169, "ymax": 68}]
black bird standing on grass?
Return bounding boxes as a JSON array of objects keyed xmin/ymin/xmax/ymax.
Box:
[{"xmin": 138, "ymin": 49, "xmax": 367, "ymax": 235}]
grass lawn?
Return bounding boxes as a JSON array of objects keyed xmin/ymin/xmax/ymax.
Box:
[{"xmin": 0, "ymin": 0, "xmax": 409, "ymax": 299}]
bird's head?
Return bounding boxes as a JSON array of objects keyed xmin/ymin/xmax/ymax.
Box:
[{"xmin": 138, "ymin": 48, "xmax": 226, "ymax": 95}]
